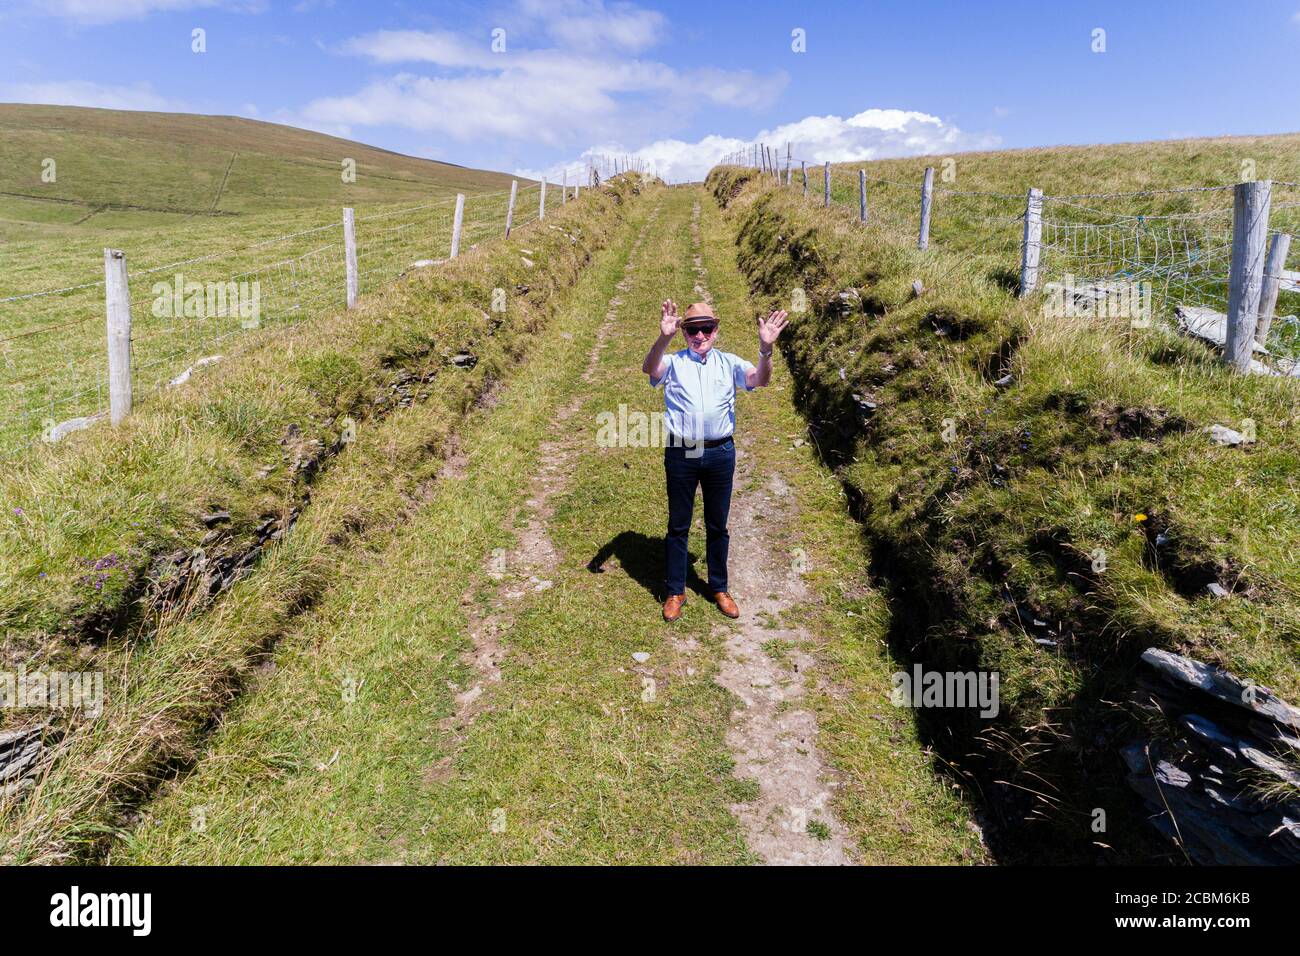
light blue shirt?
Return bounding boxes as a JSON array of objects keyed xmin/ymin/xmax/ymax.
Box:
[{"xmin": 649, "ymin": 347, "xmax": 755, "ymax": 441}]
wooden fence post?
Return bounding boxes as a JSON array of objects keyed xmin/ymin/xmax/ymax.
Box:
[
  {"xmin": 918, "ymin": 167, "xmax": 934, "ymax": 250},
  {"xmin": 562, "ymin": 170, "xmax": 568, "ymax": 205},
  {"xmin": 505, "ymin": 180, "xmax": 517, "ymax": 237},
  {"xmin": 450, "ymin": 193, "xmax": 465, "ymax": 258},
  {"xmin": 801, "ymin": 161, "xmax": 807, "ymax": 197},
  {"xmin": 1256, "ymin": 231, "xmax": 1292, "ymax": 346},
  {"xmin": 1019, "ymin": 187, "xmax": 1043, "ymax": 295},
  {"xmin": 104, "ymin": 248, "xmax": 132, "ymax": 426},
  {"xmin": 823, "ymin": 161, "xmax": 830, "ymax": 208},
  {"xmin": 859, "ymin": 169, "xmax": 867, "ymax": 223},
  {"xmin": 1225, "ymin": 179, "xmax": 1272, "ymax": 372},
  {"xmin": 342, "ymin": 207, "xmax": 358, "ymax": 308},
  {"xmin": 540, "ymin": 177, "xmax": 547, "ymax": 220},
  {"xmin": 785, "ymin": 142, "xmax": 792, "ymax": 185}
]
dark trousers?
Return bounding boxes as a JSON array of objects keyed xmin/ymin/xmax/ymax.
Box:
[{"xmin": 663, "ymin": 439, "xmax": 735, "ymax": 596}]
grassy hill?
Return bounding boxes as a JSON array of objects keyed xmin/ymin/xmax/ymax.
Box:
[
  {"xmin": 0, "ymin": 103, "xmax": 520, "ymax": 240},
  {"xmin": 0, "ymin": 104, "xmax": 527, "ymax": 292},
  {"xmin": 810, "ymin": 132, "xmax": 1300, "ymax": 237}
]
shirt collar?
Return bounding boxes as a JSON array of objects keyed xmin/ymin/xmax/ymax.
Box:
[{"xmin": 685, "ymin": 347, "xmax": 712, "ymax": 364}]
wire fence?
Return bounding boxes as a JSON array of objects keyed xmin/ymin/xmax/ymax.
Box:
[
  {"xmin": 0, "ymin": 167, "xmax": 591, "ymax": 461},
  {"xmin": 723, "ymin": 144, "xmax": 1300, "ymax": 375}
]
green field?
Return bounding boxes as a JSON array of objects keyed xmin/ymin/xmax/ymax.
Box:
[{"xmin": 0, "ymin": 105, "xmax": 559, "ymax": 458}]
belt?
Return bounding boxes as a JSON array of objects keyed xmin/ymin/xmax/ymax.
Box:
[{"xmin": 668, "ymin": 434, "xmax": 732, "ymax": 448}]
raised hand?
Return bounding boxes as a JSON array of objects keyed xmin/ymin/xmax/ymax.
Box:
[
  {"xmin": 661, "ymin": 298, "xmax": 681, "ymax": 337},
  {"xmin": 757, "ymin": 309, "xmax": 789, "ymax": 347}
]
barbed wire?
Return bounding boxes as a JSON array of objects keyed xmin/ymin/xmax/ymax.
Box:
[
  {"xmin": 0, "ymin": 314, "xmax": 100, "ymax": 345},
  {"xmin": 355, "ymin": 195, "xmax": 461, "ymax": 223},
  {"xmin": 0, "ymin": 278, "xmax": 107, "ymax": 304}
]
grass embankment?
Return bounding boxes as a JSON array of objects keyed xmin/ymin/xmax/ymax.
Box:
[
  {"xmin": 709, "ymin": 164, "xmax": 1300, "ymax": 863},
  {"xmin": 0, "ymin": 173, "xmax": 653, "ymax": 863},
  {"xmin": 107, "ymin": 185, "xmax": 981, "ymax": 865}
]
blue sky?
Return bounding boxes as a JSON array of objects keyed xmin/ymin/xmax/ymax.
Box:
[{"xmin": 1, "ymin": 0, "xmax": 1298, "ymax": 182}]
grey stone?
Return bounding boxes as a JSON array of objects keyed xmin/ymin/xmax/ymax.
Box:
[
  {"xmin": 0, "ymin": 740, "xmax": 41, "ymax": 782},
  {"xmin": 47, "ymin": 413, "xmax": 105, "ymax": 442},
  {"xmin": 0, "ymin": 726, "xmax": 41, "ymax": 750},
  {"xmin": 1182, "ymin": 714, "xmax": 1234, "ymax": 746},
  {"xmin": 851, "ymin": 393, "xmax": 877, "ymax": 415},
  {"xmin": 1238, "ymin": 745, "xmax": 1300, "ymax": 788},
  {"xmin": 1153, "ymin": 759, "xmax": 1192, "ymax": 788},
  {"xmin": 1207, "ymin": 424, "xmax": 1250, "ymax": 446},
  {"xmin": 1141, "ymin": 648, "xmax": 1300, "ymax": 730}
]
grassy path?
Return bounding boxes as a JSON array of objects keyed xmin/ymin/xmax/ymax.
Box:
[{"xmin": 115, "ymin": 185, "xmax": 985, "ymax": 865}]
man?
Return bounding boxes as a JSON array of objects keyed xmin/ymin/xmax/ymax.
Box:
[{"xmin": 641, "ymin": 299, "xmax": 789, "ymax": 622}]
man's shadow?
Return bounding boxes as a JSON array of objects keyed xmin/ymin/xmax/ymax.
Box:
[{"xmin": 586, "ymin": 530, "xmax": 709, "ymax": 601}]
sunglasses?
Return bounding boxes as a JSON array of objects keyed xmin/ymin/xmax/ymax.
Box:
[{"xmin": 684, "ymin": 323, "xmax": 718, "ymax": 336}]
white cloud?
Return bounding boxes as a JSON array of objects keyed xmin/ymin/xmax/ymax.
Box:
[
  {"xmin": 525, "ymin": 108, "xmax": 1001, "ymax": 184},
  {"xmin": 22, "ymin": 0, "xmax": 264, "ymax": 25},
  {"xmin": 525, "ymin": 0, "xmax": 666, "ymax": 52},
  {"xmin": 338, "ymin": 29, "xmax": 491, "ymax": 69},
  {"xmin": 515, "ymin": 133, "xmax": 741, "ymax": 184},
  {"xmin": 0, "ymin": 80, "xmax": 186, "ymax": 112},
  {"xmin": 304, "ymin": 72, "xmax": 592, "ymax": 146},
  {"xmin": 304, "ymin": 4, "xmax": 784, "ymax": 148},
  {"xmin": 302, "ymin": 53, "xmax": 783, "ymax": 146},
  {"xmin": 755, "ymin": 108, "xmax": 996, "ymax": 164}
]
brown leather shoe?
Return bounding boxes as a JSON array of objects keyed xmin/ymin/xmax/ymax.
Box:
[
  {"xmin": 713, "ymin": 591, "xmax": 740, "ymax": 618},
  {"xmin": 663, "ymin": 593, "xmax": 686, "ymax": 622}
]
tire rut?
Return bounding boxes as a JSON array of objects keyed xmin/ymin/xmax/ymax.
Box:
[
  {"xmin": 438, "ymin": 202, "xmax": 664, "ymax": 743},
  {"xmin": 689, "ymin": 198, "xmax": 856, "ymax": 865}
]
